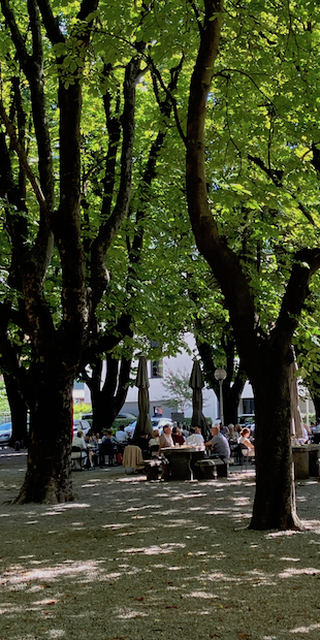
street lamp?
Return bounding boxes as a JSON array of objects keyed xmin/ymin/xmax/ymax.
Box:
[{"xmin": 214, "ymin": 368, "xmax": 227, "ymax": 427}]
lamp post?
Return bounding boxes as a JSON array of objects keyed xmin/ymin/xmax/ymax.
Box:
[{"xmin": 214, "ymin": 368, "xmax": 227, "ymax": 427}]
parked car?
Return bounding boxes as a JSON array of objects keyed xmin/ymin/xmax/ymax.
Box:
[
  {"xmin": 124, "ymin": 417, "xmax": 174, "ymax": 437},
  {"xmin": 0, "ymin": 422, "xmax": 12, "ymax": 447},
  {"xmin": 73, "ymin": 419, "xmax": 91, "ymax": 437},
  {"xmin": 238, "ymin": 414, "xmax": 255, "ymax": 433},
  {"xmin": 81, "ymin": 411, "xmax": 137, "ymax": 421}
]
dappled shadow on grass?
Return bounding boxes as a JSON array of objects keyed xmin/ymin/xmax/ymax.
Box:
[{"xmin": 1, "ymin": 467, "xmax": 320, "ymax": 638}]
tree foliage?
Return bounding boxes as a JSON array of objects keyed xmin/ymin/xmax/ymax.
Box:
[{"xmin": 162, "ymin": 368, "xmax": 193, "ymax": 413}]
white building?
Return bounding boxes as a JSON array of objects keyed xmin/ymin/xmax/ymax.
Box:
[{"xmin": 83, "ymin": 333, "xmax": 254, "ymax": 422}]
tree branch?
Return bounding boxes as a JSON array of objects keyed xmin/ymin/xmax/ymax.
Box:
[{"xmin": 0, "ymin": 100, "xmax": 47, "ymax": 215}]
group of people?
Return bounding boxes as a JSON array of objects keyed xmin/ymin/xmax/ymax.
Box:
[
  {"xmin": 144, "ymin": 422, "xmax": 254, "ymax": 461},
  {"xmin": 71, "ymin": 420, "xmax": 255, "ymax": 469},
  {"xmin": 72, "ymin": 428, "xmax": 126, "ymax": 468}
]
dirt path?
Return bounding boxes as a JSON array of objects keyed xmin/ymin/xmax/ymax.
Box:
[{"xmin": 1, "ymin": 451, "xmax": 320, "ymax": 640}]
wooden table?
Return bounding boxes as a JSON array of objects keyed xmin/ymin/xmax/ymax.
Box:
[
  {"xmin": 161, "ymin": 445, "xmax": 205, "ymax": 480},
  {"xmin": 292, "ymin": 444, "xmax": 320, "ymax": 480}
]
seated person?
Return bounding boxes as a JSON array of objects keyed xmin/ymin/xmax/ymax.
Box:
[
  {"xmin": 84, "ymin": 434, "xmax": 95, "ymax": 467},
  {"xmin": 72, "ymin": 429, "xmax": 87, "ymax": 465},
  {"xmin": 220, "ymin": 424, "xmax": 230, "ymax": 437},
  {"xmin": 238, "ymin": 427, "xmax": 255, "ymax": 456},
  {"xmin": 159, "ymin": 424, "xmax": 174, "ymax": 452},
  {"xmin": 148, "ymin": 429, "xmax": 160, "ymax": 456},
  {"xmin": 172, "ymin": 426, "xmax": 185, "ymax": 446},
  {"xmin": 72, "ymin": 429, "xmax": 87, "ymax": 451},
  {"xmin": 205, "ymin": 424, "xmax": 230, "ymax": 459},
  {"xmin": 115, "ymin": 425, "xmax": 128, "ymax": 443},
  {"xmin": 86, "ymin": 433, "xmax": 101, "ymax": 466},
  {"xmin": 100, "ymin": 429, "xmax": 118, "ymax": 466},
  {"xmin": 186, "ymin": 426, "xmax": 204, "ymax": 446}
]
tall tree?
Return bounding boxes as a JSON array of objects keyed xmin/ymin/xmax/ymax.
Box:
[
  {"xmin": 0, "ymin": 0, "xmax": 149, "ymax": 502},
  {"xmin": 0, "ymin": 0, "xmax": 196, "ymax": 502},
  {"xmin": 185, "ymin": 0, "xmax": 320, "ymax": 529}
]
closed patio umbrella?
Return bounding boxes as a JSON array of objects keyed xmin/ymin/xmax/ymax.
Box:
[
  {"xmin": 133, "ymin": 356, "xmax": 153, "ymax": 442},
  {"xmin": 289, "ymin": 360, "xmax": 304, "ymax": 440},
  {"xmin": 189, "ymin": 360, "xmax": 210, "ymax": 440}
]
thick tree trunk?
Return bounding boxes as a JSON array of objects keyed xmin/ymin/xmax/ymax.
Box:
[
  {"xmin": 15, "ymin": 366, "xmax": 74, "ymax": 504},
  {"xmin": 223, "ymin": 387, "xmax": 242, "ymax": 426},
  {"xmin": 249, "ymin": 348, "xmax": 301, "ymax": 530}
]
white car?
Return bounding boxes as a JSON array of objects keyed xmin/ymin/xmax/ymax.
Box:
[
  {"xmin": 73, "ymin": 419, "xmax": 91, "ymax": 437},
  {"xmin": 124, "ymin": 417, "xmax": 174, "ymax": 437}
]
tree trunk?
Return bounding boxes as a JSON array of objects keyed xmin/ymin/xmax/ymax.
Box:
[
  {"xmin": 249, "ymin": 347, "xmax": 300, "ymax": 530},
  {"xmin": 82, "ymin": 354, "xmax": 132, "ymax": 433},
  {"xmin": 184, "ymin": 0, "xmax": 320, "ymax": 530},
  {"xmin": 4, "ymin": 372, "xmax": 29, "ymax": 447},
  {"xmin": 196, "ymin": 337, "xmax": 246, "ymax": 426},
  {"xmin": 15, "ymin": 365, "xmax": 74, "ymax": 504}
]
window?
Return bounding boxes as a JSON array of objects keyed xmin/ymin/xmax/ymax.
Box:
[
  {"xmin": 242, "ymin": 398, "xmax": 255, "ymax": 414},
  {"xmin": 150, "ymin": 360, "xmax": 163, "ymax": 378}
]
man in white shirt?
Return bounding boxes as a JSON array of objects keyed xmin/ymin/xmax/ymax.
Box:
[
  {"xmin": 72, "ymin": 429, "xmax": 86, "ymax": 450},
  {"xmin": 115, "ymin": 426, "xmax": 128, "ymax": 443},
  {"xmin": 186, "ymin": 427, "xmax": 204, "ymax": 446}
]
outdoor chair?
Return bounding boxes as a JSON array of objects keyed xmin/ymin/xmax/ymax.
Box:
[
  {"xmin": 149, "ymin": 443, "xmax": 160, "ymax": 457},
  {"xmin": 71, "ymin": 446, "xmax": 87, "ymax": 471},
  {"xmin": 123, "ymin": 445, "xmax": 146, "ymax": 474},
  {"xmin": 239, "ymin": 443, "xmax": 255, "ymax": 472}
]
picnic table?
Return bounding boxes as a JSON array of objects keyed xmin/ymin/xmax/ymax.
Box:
[{"xmin": 161, "ymin": 445, "xmax": 205, "ymax": 481}]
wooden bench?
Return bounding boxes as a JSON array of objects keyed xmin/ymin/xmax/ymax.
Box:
[
  {"xmin": 195, "ymin": 459, "xmax": 216, "ymax": 480},
  {"xmin": 195, "ymin": 457, "xmax": 231, "ymax": 480},
  {"xmin": 144, "ymin": 459, "xmax": 163, "ymax": 481},
  {"xmin": 214, "ymin": 457, "xmax": 231, "ymax": 478}
]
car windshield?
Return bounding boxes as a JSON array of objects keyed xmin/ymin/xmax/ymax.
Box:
[{"xmin": 0, "ymin": 424, "xmax": 11, "ymax": 431}]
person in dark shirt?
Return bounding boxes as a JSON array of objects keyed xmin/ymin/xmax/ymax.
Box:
[{"xmin": 172, "ymin": 425, "xmax": 185, "ymax": 446}]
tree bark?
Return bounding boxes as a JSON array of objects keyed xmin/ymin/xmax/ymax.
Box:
[
  {"xmin": 3, "ymin": 372, "xmax": 28, "ymax": 447},
  {"xmin": 249, "ymin": 347, "xmax": 300, "ymax": 530},
  {"xmin": 82, "ymin": 354, "xmax": 132, "ymax": 433},
  {"xmin": 185, "ymin": 0, "xmax": 320, "ymax": 529},
  {"xmin": 196, "ymin": 335, "xmax": 247, "ymax": 425},
  {"xmin": 15, "ymin": 365, "xmax": 74, "ymax": 504}
]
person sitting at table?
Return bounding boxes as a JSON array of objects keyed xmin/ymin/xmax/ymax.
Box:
[
  {"xmin": 84, "ymin": 433, "xmax": 96, "ymax": 468},
  {"xmin": 115, "ymin": 425, "xmax": 128, "ymax": 444},
  {"xmin": 159, "ymin": 424, "xmax": 174, "ymax": 452},
  {"xmin": 238, "ymin": 427, "xmax": 255, "ymax": 457},
  {"xmin": 100, "ymin": 429, "xmax": 118, "ymax": 466},
  {"xmin": 72, "ymin": 429, "xmax": 88, "ymax": 467},
  {"xmin": 148, "ymin": 429, "xmax": 160, "ymax": 456},
  {"xmin": 72, "ymin": 429, "xmax": 86, "ymax": 450},
  {"xmin": 186, "ymin": 426, "xmax": 204, "ymax": 446},
  {"xmin": 172, "ymin": 425, "xmax": 185, "ymax": 446},
  {"xmin": 205, "ymin": 424, "xmax": 230, "ymax": 459}
]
